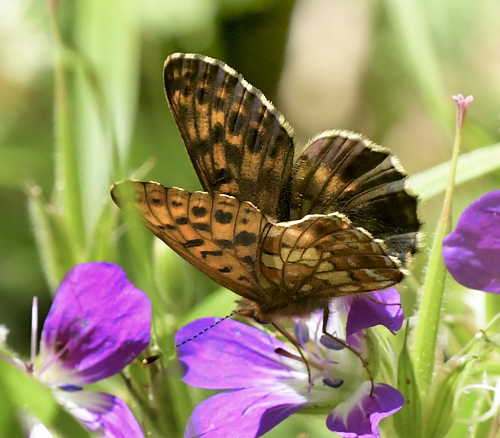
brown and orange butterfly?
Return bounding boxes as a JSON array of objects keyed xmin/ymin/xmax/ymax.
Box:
[{"xmin": 111, "ymin": 53, "xmax": 420, "ymax": 325}]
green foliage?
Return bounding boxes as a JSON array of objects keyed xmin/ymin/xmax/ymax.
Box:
[
  {"xmin": 0, "ymin": 360, "xmax": 93, "ymax": 437},
  {"xmin": 2, "ymin": 0, "xmax": 500, "ymax": 436},
  {"xmin": 394, "ymin": 324, "xmax": 422, "ymax": 438}
]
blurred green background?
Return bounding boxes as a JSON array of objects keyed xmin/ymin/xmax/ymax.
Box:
[{"xmin": 1, "ymin": 0, "xmax": 500, "ymax": 436}]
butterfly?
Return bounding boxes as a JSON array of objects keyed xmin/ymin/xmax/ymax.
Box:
[{"xmin": 111, "ymin": 53, "xmax": 420, "ymax": 325}]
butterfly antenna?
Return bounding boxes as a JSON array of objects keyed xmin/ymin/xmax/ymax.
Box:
[{"xmin": 174, "ymin": 310, "xmax": 241, "ymax": 348}]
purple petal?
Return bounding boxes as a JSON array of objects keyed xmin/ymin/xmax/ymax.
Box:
[
  {"xmin": 57, "ymin": 390, "xmax": 144, "ymax": 438},
  {"xmin": 185, "ymin": 388, "xmax": 307, "ymax": 438},
  {"xmin": 175, "ymin": 318, "xmax": 303, "ymax": 389},
  {"xmin": 326, "ymin": 382, "xmax": 404, "ymax": 438},
  {"xmin": 442, "ymin": 191, "xmax": 500, "ymax": 293},
  {"xmin": 345, "ymin": 289, "xmax": 403, "ymax": 342},
  {"xmin": 40, "ymin": 262, "xmax": 151, "ymax": 384}
]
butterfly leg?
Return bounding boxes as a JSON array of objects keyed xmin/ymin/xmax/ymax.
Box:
[
  {"xmin": 271, "ymin": 321, "xmax": 312, "ymax": 382},
  {"xmin": 321, "ymin": 307, "xmax": 375, "ymax": 396}
]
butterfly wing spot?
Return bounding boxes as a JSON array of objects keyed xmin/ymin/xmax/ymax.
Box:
[
  {"xmin": 214, "ymin": 239, "xmax": 234, "ymax": 249},
  {"xmin": 214, "ymin": 209, "xmax": 233, "ymax": 224},
  {"xmin": 235, "ymin": 231, "xmax": 258, "ymax": 246},
  {"xmin": 241, "ymin": 255, "xmax": 256, "ymax": 267},
  {"xmin": 200, "ymin": 250, "xmax": 224, "ymax": 258},
  {"xmin": 196, "ymin": 87, "xmax": 207, "ymax": 105},
  {"xmin": 187, "ymin": 192, "xmax": 213, "ymax": 239},
  {"xmin": 260, "ymin": 253, "xmax": 284, "ymax": 270},
  {"xmin": 227, "ymin": 106, "xmax": 246, "ymax": 137},
  {"xmin": 193, "ymin": 222, "xmax": 210, "ymax": 232},
  {"xmin": 213, "ymin": 168, "xmax": 233, "ymax": 188},
  {"xmin": 316, "ymin": 261, "xmax": 335, "ymax": 273},
  {"xmin": 191, "ymin": 206, "xmax": 207, "ymax": 217},
  {"xmin": 182, "ymin": 239, "xmax": 205, "ymax": 248}
]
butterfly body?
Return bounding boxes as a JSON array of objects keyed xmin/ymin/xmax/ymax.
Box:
[{"xmin": 112, "ymin": 53, "xmax": 420, "ymax": 324}]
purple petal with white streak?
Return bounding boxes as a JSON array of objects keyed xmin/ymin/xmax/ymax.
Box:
[
  {"xmin": 40, "ymin": 262, "xmax": 151, "ymax": 385},
  {"xmin": 58, "ymin": 390, "xmax": 144, "ymax": 438},
  {"xmin": 326, "ymin": 382, "xmax": 404, "ymax": 438}
]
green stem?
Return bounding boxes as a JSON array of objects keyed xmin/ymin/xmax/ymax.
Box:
[
  {"xmin": 412, "ymin": 102, "xmax": 463, "ymax": 390},
  {"xmin": 48, "ymin": 1, "xmax": 85, "ymax": 252}
]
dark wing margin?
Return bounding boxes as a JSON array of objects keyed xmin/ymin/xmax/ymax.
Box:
[
  {"xmin": 291, "ymin": 130, "xmax": 421, "ymax": 265},
  {"xmin": 111, "ymin": 180, "xmax": 269, "ymax": 301},
  {"xmin": 164, "ymin": 53, "xmax": 295, "ymax": 221}
]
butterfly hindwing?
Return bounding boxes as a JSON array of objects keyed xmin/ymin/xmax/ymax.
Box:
[
  {"xmin": 164, "ymin": 53, "xmax": 295, "ymax": 221},
  {"xmin": 291, "ymin": 130, "xmax": 420, "ymax": 264},
  {"xmin": 111, "ymin": 180, "xmax": 269, "ymax": 301},
  {"xmin": 260, "ymin": 212, "xmax": 402, "ymax": 296}
]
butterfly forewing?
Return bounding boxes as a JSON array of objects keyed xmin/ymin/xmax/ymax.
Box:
[
  {"xmin": 291, "ymin": 130, "xmax": 420, "ymax": 264},
  {"xmin": 164, "ymin": 53, "xmax": 295, "ymax": 221},
  {"xmin": 111, "ymin": 181, "xmax": 268, "ymax": 300}
]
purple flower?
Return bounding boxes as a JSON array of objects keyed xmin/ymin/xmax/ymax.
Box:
[
  {"xmin": 175, "ymin": 290, "xmax": 404, "ymax": 438},
  {"xmin": 442, "ymin": 191, "xmax": 500, "ymax": 293},
  {"xmin": 2, "ymin": 262, "xmax": 151, "ymax": 438},
  {"xmin": 343, "ymin": 288, "xmax": 404, "ymax": 345}
]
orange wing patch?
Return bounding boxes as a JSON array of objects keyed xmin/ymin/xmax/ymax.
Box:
[{"xmin": 111, "ymin": 181, "xmax": 268, "ymax": 301}]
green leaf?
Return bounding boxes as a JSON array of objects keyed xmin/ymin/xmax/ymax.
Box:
[
  {"xmin": 0, "ymin": 360, "xmax": 93, "ymax": 437},
  {"xmin": 381, "ymin": 0, "xmax": 451, "ymax": 125},
  {"xmin": 394, "ymin": 324, "xmax": 422, "ymax": 438},
  {"xmin": 424, "ymin": 355, "xmax": 474, "ymax": 438},
  {"xmin": 408, "ymin": 143, "xmax": 500, "ymax": 201},
  {"xmin": 0, "ymin": 374, "xmax": 24, "ymax": 437},
  {"xmin": 446, "ymin": 389, "xmax": 491, "ymax": 438},
  {"xmin": 48, "ymin": 6, "xmax": 85, "ymax": 252},
  {"xmin": 87, "ymin": 198, "xmax": 115, "ymax": 262},
  {"xmin": 73, "ymin": 0, "xmax": 141, "ymax": 233},
  {"xmin": 26, "ymin": 184, "xmax": 70, "ymax": 291},
  {"xmin": 366, "ymin": 327, "xmax": 396, "ymax": 385}
]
